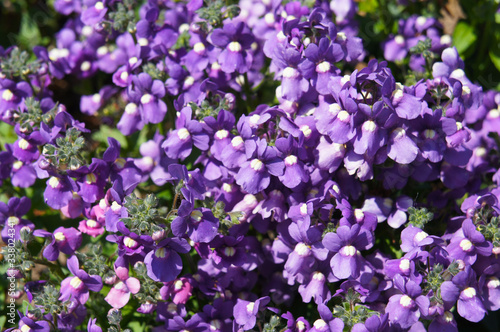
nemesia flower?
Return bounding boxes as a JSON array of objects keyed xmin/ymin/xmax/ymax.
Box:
[{"xmin": 59, "ymin": 256, "xmax": 103, "ymax": 304}]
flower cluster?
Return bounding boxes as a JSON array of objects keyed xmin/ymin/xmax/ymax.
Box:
[{"xmin": 1, "ymin": 0, "xmax": 500, "ymax": 331}]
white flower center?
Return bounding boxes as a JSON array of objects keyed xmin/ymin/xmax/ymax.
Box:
[
  {"xmin": 80, "ymin": 61, "xmax": 91, "ymax": 72},
  {"xmin": 246, "ymin": 302, "xmax": 255, "ymax": 313},
  {"xmin": 141, "ymin": 94, "xmax": 153, "ymax": 104},
  {"xmin": 440, "ymin": 35, "xmax": 452, "ymax": 45},
  {"xmin": 48, "ymin": 176, "xmax": 60, "ymax": 188},
  {"xmin": 155, "ymin": 247, "xmax": 166, "ymax": 258},
  {"xmin": 222, "ymin": 183, "xmax": 233, "ymax": 192},
  {"xmin": 264, "ymin": 13, "xmax": 275, "ymax": 25},
  {"xmin": 462, "ymin": 287, "xmax": 476, "ymax": 298},
  {"xmin": 341, "ymin": 245, "xmax": 357, "ymax": 256},
  {"xmin": 399, "ymin": 295, "xmax": 413, "ymax": 307},
  {"xmin": 395, "ymin": 35, "xmax": 405, "ymax": 45},
  {"xmin": 228, "ymin": 41, "xmax": 242, "ymax": 52},
  {"xmin": 124, "ymin": 236, "xmax": 138, "ymax": 248},
  {"xmin": 128, "ymin": 57, "xmax": 138, "ymax": 65},
  {"xmin": 300, "ymin": 125, "xmax": 312, "ymax": 137},
  {"xmin": 250, "ymin": 159, "xmax": 264, "ymax": 171},
  {"xmin": 177, "ymin": 128, "xmax": 191, "ymax": 140},
  {"xmin": 337, "ymin": 110, "xmax": 350, "ymax": 122},
  {"xmin": 18, "ymin": 139, "xmax": 30, "ymax": 150},
  {"xmin": 392, "ymin": 127, "xmax": 406, "ymax": 140},
  {"xmin": 312, "ymin": 271, "xmax": 325, "ymax": 281},
  {"xmin": 174, "ymin": 279, "xmax": 184, "ymax": 290},
  {"xmin": 294, "ymin": 243, "xmax": 310, "ymax": 256},
  {"xmin": 2, "ymin": 89, "xmax": 14, "ymax": 101},
  {"xmin": 70, "ymin": 277, "xmax": 84, "ymax": 290},
  {"xmin": 7, "ymin": 216, "xmax": 20, "ymax": 226},
  {"xmin": 193, "ymin": 42, "xmax": 206, "ymax": 54},
  {"xmin": 299, "ymin": 203, "xmax": 308, "ymax": 215},
  {"xmin": 444, "ymin": 311, "xmax": 454, "ymax": 322},
  {"xmin": 416, "ymin": 16, "xmax": 427, "ymax": 26},
  {"xmin": 215, "ymin": 129, "xmax": 229, "ymax": 140},
  {"xmin": 363, "ymin": 120, "xmax": 377, "ymax": 132},
  {"xmin": 459, "ymin": 239, "xmax": 473, "ymax": 252},
  {"xmin": 120, "ymin": 71, "xmax": 129, "ymax": 81},
  {"xmin": 125, "ymin": 103, "xmax": 137, "ymax": 114},
  {"xmin": 424, "ymin": 129, "xmax": 436, "ymax": 139},
  {"xmin": 415, "ymin": 231, "xmax": 429, "ymax": 242},
  {"xmin": 354, "ymin": 209, "xmax": 364, "ymax": 220},
  {"xmin": 224, "ymin": 247, "xmax": 236, "ymax": 257},
  {"xmin": 313, "ymin": 319, "xmax": 327, "ymax": 329},
  {"xmin": 285, "ymin": 155, "xmax": 298, "ymax": 166},
  {"xmin": 399, "ymin": 259, "xmax": 410, "ymax": 272},
  {"xmin": 86, "ymin": 219, "xmax": 98, "ymax": 228},
  {"xmin": 191, "ymin": 210, "xmax": 203, "ymax": 222},
  {"xmin": 231, "ymin": 136, "xmax": 244, "ymax": 148},
  {"xmin": 138, "ymin": 38, "xmax": 149, "ymax": 46},
  {"xmin": 54, "ymin": 232, "xmax": 66, "ymax": 241},
  {"xmin": 94, "ymin": 1, "xmax": 104, "ymax": 10},
  {"xmin": 316, "ymin": 61, "xmax": 331, "ymax": 73},
  {"xmin": 487, "ymin": 277, "xmax": 500, "ymax": 289},
  {"xmin": 283, "ymin": 67, "xmax": 299, "ymax": 79}
]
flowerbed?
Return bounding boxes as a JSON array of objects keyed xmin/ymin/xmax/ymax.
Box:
[{"xmin": 1, "ymin": 0, "xmax": 500, "ymax": 331}]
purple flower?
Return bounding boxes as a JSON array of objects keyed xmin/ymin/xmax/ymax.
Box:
[
  {"xmin": 59, "ymin": 256, "xmax": 103, "ymax": 304},
  {"xmin": 322, "ymin": 224, "xmax": 373, "ymax": 279},
  {"xmin": 446, "ymin": 218, "xmax": 492, "ymax": 265},
  {"xmin": 127, "ymin": 73, "xmax": 167, "ymax": 125},
  {"xmin": 87, "ymin": 318, "xmax": 103, "ymax": 332},
  {"xmin": 441, "ymin": 267, "xmax": 486, "ymax": 322},
  {"xmin": 210, "ymin": 21, "xmax": 255, "ymax": 73},
  {"xmin": 386, "ymin": 275, "xmax": 429, "ymax": 329},
  {"xmin": 162, "ymin": 108, "xmax": 210, "ymax": 160},
  {"xmin": 351, "ymin": 313, "xmax": 388, "ymax": 332},
  {"xmin": 0, "ymin": 196, "xmax": 34, "ymax": 242},
  {"xmin": 34, "ymin": 226, "xmax": 82, "ymax": 261},
  {"xmin": 171, "ymin": 197, "xmax": 220, "ymax": 243},
  {"xmin": 235, "ymin": 138, "xmax": 284, "ymax": 194},
  {"xmin": 145, "ymin": 237, "xmax": 191, "ymax": 282},
  {"xmin": 233, "ymin": 296, "xmax": 270, "ymax": 330}
]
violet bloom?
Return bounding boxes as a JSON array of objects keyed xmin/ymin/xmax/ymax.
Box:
[
  {"xmin": 0, "ymin": 79, "xmax": 31, "ymax": 118},
  {"xmin": 171, "ymin": 197, "xmax": 220, "ymax": 243},
  {"xmin": 44, "ymin": 175, "xmax": 77, "ymax": 210},
  {"xmin": 273, "ymin": 44, "xmax": 310, "ymax": 101},
  {"xmin": 81, "ymin": 0, "xmax": 108, "ymax": 25},
  {"xmin": 440, "ymin": 267, "xmax": 487, "ymax": 322},
  {"xmin": 127, "ymin": 73, "xmax": 167, "ymax": 125},
  {"xmin": 233, "ymin": 296, "xmax": 270, "ymax": 330},
  {"xmin": 351, "ymin": 313, "xmax": 388, "ymax": 332},
  {"xmin": 309, "ymin": 303, "xmax": 344, "ymax": 332},
  {"xmin": 88, "ymin": 318, "xmax": 103, "ymax": 332},
  {"xmin": 322, "ymin": 224, "xmax": 373, "ymax": 279},
  {"xmin": 387, "ymin": 127, "xmax": 419, "ymax": 164},
  {"xmin": 386, "ymin": 275, "xmax": 429, "ymax": 329},
  {"xmin": 210, "ymin": 21, "xmax": 254, "ymax": 73},
  {"xmin": 33, "ymin": 227, "xmax": 82, "ymax": 261},
  {"xmin": 299, "ymin": 37, "xmax": 343, "ymax": 95},
  {"xmin": 0, "ymin": 196, "xmax": 34, "ymax": 242},
  {"xmin": 446, "ymin": 218, "xmax": 492, "ymax": 265},
  {"xmin": 282, "ymin": 311, "xmax": 311, "ymax": 332},
  {"xmin": 235, "ymin": 138, "xmax": 284, "ymax": 194},
  {"xmin": 161, "ymin": 277, "xmax": 193, "ymax": 304},
  {"xmin": 162, "ymin": 108, "xmax": 210, "ymax": 160},
  {"xmin": 145, "ymin": 237, "xmax": 191, "ymax": 282},
  {"xmin": 5, "ymin": 315, "xmax": 50, "ymax": 332},
  {"xmin": 275, "ymin": 135, "xmax": 309, "ymax": 189},
  {"xmin": 59, "ymin": 256, "xmax": 103, "ymax": 304}
]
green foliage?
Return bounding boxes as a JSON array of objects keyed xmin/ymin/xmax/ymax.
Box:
[{"xmin": 407, "ymin": 206, "xmax": 434, "ymax": 229}]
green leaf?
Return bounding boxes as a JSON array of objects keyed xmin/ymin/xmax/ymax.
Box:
[
  {"xmin": 92, "ymin": 125, "xmax": 128, "ymax": 149},
  {"xmin": 0, "ymin": 122, "xmax": 17, "ymax": 147},
  {"xmin": 489, "ymin": 36, "xmax": 500, "ymax": 72},
  {"xmin": 452, "ymin": 21, "xmax": 477, "ymax": 56}
]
